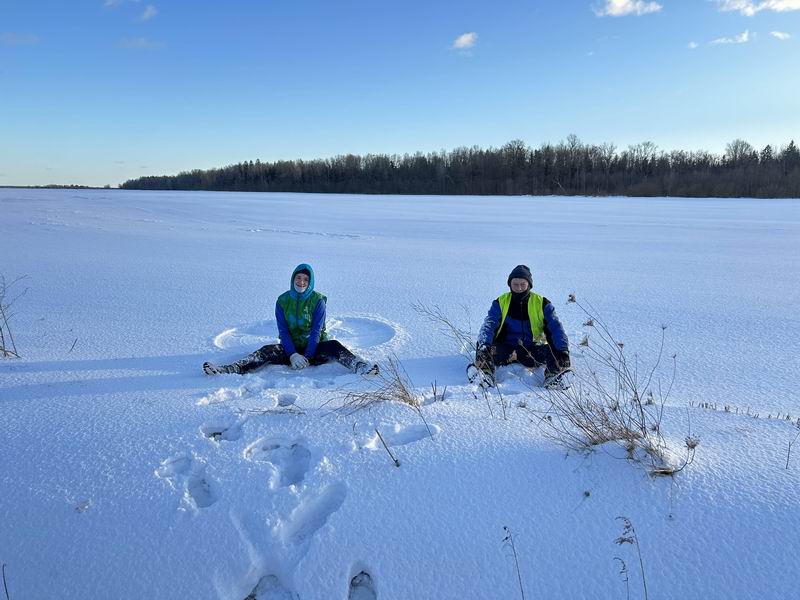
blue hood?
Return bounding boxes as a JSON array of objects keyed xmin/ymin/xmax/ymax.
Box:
[{"xmin": 289, "ymin": 263, "xmax": 315, "ymax": 301}]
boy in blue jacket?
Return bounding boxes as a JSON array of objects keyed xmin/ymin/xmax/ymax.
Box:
[
  {"xmin": 473, "ymin": 265, "xmax": 570, "ymax": 388},
  {"xmin": 203, "ymin": 264, "xmax": 378, "ymax": 376}
]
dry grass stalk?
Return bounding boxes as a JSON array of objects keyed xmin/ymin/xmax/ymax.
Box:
[
  {"xmin": 0, "ymin": 274, "xmax": 27, "ymax": 359},
  {"xmin": 375, "ymin": 428, "xmax": 401, "ymax": 467},
  {"xmin": 615, "ymin": 517, "xmax": 649, "ymax": 600},
  {"xmin": 337, "ymin": 355, "xmax": 420, "ymax": 415},
  {"xmin": 2, "ymin": 562, "xmax": 10, "ymax": 600},
  {"xmin": 412, "ymin": 302, "xmax": 511, "ymax": 419},
  {"xmin": 430, "ymin": 380, "xmax": 447, "ymax": 402},
  {"xmin": 502, "ymin": 527, "xmax": 526, "ymax": 600},
  {"xmin": 787, "ymin": 427, "xmax": 800, "ymax": 469},
  {"xmin": 473, "ymin": 390, "xmax": 494, "ymax": 419},
  {"xmin": 411, "ymin": 302, "xmax": 475, "ymax": 361},
  {"xmin": 525, "ymin": 294, "xmax": 698, "ymax": 474},
  {"xmin": 493, "ymin": 382, "xmax": 508, "ymax": 420},
  {"xmin": 613, "ymin": 557, "xmax": 630, "ymax": 600}
]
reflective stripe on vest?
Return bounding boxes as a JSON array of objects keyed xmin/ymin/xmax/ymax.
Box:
[{"xmin": 496, "ymin": 292, "xmax": 545, "ymax": 343}]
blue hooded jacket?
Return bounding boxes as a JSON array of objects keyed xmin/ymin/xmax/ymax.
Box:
[{"xmin": 275, "ymin": 263, "xmax": 327, "ymax": 357}]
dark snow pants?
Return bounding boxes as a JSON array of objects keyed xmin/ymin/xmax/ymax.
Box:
[
  {"xmin": 478, "ymin": 342, "xmax": 567, "ymax": 375},
  {"xmin": 232, "ymin": 340, "xmax": 359, "ymax": 374}
]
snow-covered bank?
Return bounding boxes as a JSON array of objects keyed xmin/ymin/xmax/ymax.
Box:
[{"xmin": 1, "ymin": 189, "xmax": 799, "ymax": 599}]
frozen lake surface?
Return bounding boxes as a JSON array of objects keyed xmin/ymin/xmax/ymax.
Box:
[{"xmin": 1, "ymin": 189, "xmax": 799, "ymax": 599}]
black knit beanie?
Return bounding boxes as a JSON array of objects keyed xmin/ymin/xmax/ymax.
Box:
[{"xmin": 507, "ymin": 264, "xmax": 533, "ymax": 289}]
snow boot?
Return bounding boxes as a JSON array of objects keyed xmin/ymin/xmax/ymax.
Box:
[
  {"xmin": 203, "ymin": 361, "xmax": 241, "ymax": 375},
  {"xmin": 543, "ymin": 367, "xmax": 572, "ymax": 390},
  {"xmin": 353, "ymin": 361, "xmax": 380, "ymax": 376},
  {"xmin": 467, "ymin": 362, "xmax": 496, "ymax": 389}
]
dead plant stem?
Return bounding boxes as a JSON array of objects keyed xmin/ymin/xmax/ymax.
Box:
[{"xmin": 375, "ymin": 429, "xmax": 400, "ymax": 467}]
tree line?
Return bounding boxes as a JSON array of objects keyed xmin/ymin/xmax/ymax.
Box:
[{"xmin": 120, "ymin": 136, "xmax": 800, "ymax": 198}]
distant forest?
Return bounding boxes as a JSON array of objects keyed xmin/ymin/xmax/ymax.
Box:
[{"xmin": 121, "ymin": 136, "xmax": 800, "ymax": 198}]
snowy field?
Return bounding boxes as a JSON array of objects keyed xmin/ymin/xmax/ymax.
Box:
[{"xmin": 1, "ymin": 188, "xmax": 799, "ymax": 599}]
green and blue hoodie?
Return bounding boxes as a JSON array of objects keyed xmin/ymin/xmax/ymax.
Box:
[{"xmin": 275, "ymin": 263, "xmax": 327, "ymax": 357}]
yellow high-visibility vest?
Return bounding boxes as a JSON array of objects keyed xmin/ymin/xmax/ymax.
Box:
[{"xmin": 496, "ymin": 292, "xmax": 546, "ymax": 343}]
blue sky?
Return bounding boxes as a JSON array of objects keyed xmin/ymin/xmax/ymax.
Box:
[{"xmin": 1, "ymin": 0, "xmax": 798, "ymax": 186}]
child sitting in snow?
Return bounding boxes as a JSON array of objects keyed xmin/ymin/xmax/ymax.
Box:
[
  {"xmin": 203, "ymin": 263, "xmax": 378, "ymax": 376},
  {"xmin": 471, "ymin": 264, "xmax": 570, "ymax": 388}
]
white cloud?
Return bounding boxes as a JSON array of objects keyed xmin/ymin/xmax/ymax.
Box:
[
  {"xmin": 715, "ymin": 0, "xmax": 800, "ymax": 16},
  {"xmin": 451, "ymin": 32, "xmax": 477, "ymax": 50},
  {"xmin": 688, "ymin": 41, "xmax": 699, "ymax": 48},
  {"xmin": 710, "ymin": 29, "xmax": 752, "ymax": 44},
  {"xmin": 0, "ymin": 32, "xmax": 40, "ymax": 45},
  {"xmin": 118, "ymin": 36, "xmax": 163, "ymax": 49},
  {"xmin": 770, "ymin": 30, "xmax": 791, "ymax": 39},
  {"xmin": 141, "ymin": 4, "xmax": 157, "ymax": 20},
  {"xmin": 594, "ymin": 0, "xmax": 662, "ymax": 16}
]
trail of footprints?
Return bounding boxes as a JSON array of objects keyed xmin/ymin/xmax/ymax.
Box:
[{"xmin": 157, "ymin": 384, "xmax": 434, "ymax": 598}]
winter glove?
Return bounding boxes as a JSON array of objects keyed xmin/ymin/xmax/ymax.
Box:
[
  {"xmin": 553, "ymin": 349, "xmax": 570, "ymax": 370},
  {"xmin": 290, "ymin": 353, "xmax": 310, "ymax": 370},
  {"xmin": 475, "ymin": 343, "xmax": 492, "ymax": 369}
]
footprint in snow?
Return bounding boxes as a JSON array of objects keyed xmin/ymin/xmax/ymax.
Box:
[
  {"xmin": 277, "ymin": 392, "xmax": 296, "ymax": 407},
  {"xmin": 186, "ymin": 475, "xmax": 218, "ymax": 508},
  {"xmin": 276, "ymin": 482, "xmax": 347, "ymax": 546},
  {"xmin": 197, "ymin": 379, "xmax": 267, "ymax": 406},
  {"xmin": 244, "ymin": 437, "xmax": 312, "ymax": 490},
  {"xmin": 365, "ymin": 423, "xmax": 441, "ymax": 450},
  {"xmin": 349, "ymin": 571, "xmax": 377, "ymax": 600},
  {"xmin": 200, "ymin": 416, "xmax": 245, "ymax": 442},
  {"xmin": 244, "ymin": 575, "xmax": 297, "ymax": 600},
  {"xmin": 155, "ymin": 453, "xmax": 219, "ymax": 509}
]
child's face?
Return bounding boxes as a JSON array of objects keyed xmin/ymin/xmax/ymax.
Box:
[
  {"xmin": 510, "ymin": 278, "xmax": 529, "ymax": 293},
  {"xmin": 294, "ymin": 273, "xmax": 310, "ymax": 292}
]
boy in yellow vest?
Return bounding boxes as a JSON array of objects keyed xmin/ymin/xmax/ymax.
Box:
[{"xmin": 472, "ymin": 265, "xmax": 570, "ymax": 388}]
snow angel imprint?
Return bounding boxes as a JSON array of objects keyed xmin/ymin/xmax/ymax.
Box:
[{"xmin": 203, "ymin": 263, "xmax": 379, "ymax": 376}]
